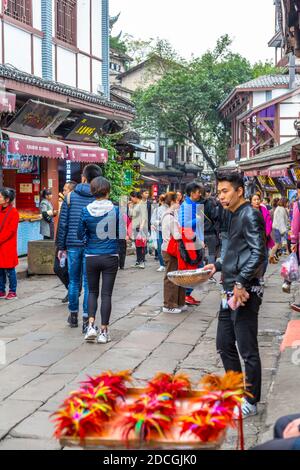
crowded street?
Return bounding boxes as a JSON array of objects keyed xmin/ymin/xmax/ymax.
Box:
[{"xmin": 0, "ymin": 257, "xmax": 299, "ymax": 450}]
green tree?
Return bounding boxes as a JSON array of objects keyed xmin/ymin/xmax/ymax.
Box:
[
  {"xmin": 133, "ymin": 35, "xmax": 280, "ymax": 170},
  {"xmin": 99, "ymin": 134, "xmax": 140, "ymax": 202}
]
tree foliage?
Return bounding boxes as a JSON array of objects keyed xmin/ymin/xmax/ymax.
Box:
[
  {"xmin": 99, "ymin": 134, "xmax": 140, "ymax": 202},
  {"xmin": 132, "ymin": 35, "xmax": 282, "ymax": 170}
]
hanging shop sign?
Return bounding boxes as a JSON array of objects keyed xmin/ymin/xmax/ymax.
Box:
[
  {"xmin": 0, "ymin": 91, "xmax": 16, "ymax": 113},
  {"xmin": 152, "ymin": 184, "xmax": 158, "ymax": 197},
  {"xmin": 7, "ymin": 100, "xmax": 70, "ymax": 137},
  {"xmin": 123, "ymin": 169, "xmax": 132, "ymax": 186},
  {"xmin": 2, "ymin": 154, "xmax": 40, "ymax": 173},
  {"xmin": 290, "ymin": 168, "xmax": 300, "ymax": 183},
  {"xmin": 257, "ymin": 175, "xmax": 278, "ymax": 191},
  {"xmin": 64, "ymin": 114, "xmax": 107, "ymax": 143}
]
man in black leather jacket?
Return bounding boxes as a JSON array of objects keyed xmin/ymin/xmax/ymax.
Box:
[{"xmin": 205, "ymin": 172, "xmax": 267, "ymax": 419}]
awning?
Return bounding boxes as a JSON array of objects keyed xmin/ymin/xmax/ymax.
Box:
[
  {"xmin": 244, "ymin": 170, "xmax": 259, "ymax": 177},
  {"xmin": 141, "ymin": 175, "xmax": 160, "ymax": 183},
  {"xmin": 6, "ymin": 132, "xmax": 67, "ymax": 159},
  {"xmin": 260, "ymin": 165, "xmax": 289, "ymax": 178},
  {"xmin": 67, "ymin": 144, "xmax": 108, "ymax": 163}
]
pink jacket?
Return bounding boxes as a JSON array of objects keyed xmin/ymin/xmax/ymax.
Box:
[
  {"xmin": 291, "ymin": 201, "xmax": 300, "ymax": 254},
  {"xmin": 260, "ymin": 204, "xmax": 274, "ymax": 249}
]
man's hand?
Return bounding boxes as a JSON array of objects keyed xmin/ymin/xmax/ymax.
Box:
[
  {"xmin": 291, "ymin": 243, "xmax": 298, "ymax": 254},
  {"xmin": 58, "ymin": 250, "xmax": 67, "ymax": 260},
  {"xmin": 203, "ymin": 264, "xmax": 216, "ymax": 278},
  {"xmin": 233, "ymin": 286, "xmax": 250, "ymax": 306},
  {"xmin": 283, "ymin": 418, "xmax": 300, "ymax": 439}
]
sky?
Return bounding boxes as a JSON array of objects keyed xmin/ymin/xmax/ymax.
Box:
[{"xmin": 110, "ymin": 0, "xmax": 276, "ymax": 64}]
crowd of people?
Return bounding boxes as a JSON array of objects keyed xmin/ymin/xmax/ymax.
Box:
[{"xmin": 1, "ymin": 166, "xmax": 300, "ymax": 447}]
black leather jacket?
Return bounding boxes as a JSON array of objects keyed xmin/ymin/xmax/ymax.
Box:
[{"xmin": 215, "ymin": 202, "xmax": 266, "ymax": 291}]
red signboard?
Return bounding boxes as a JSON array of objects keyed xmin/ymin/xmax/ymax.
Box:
[
  {"xmin": 268, "ymin": 168, "xmax": 288, "ymax": 178},
  {"xmin": 0, "ymin": 91, "xmax": 16, "ymax": 113},
  {"xmin": 8, "ymin": 134, "xmax": 67, "ymax": 159},
  {"xmin": 244, "ymin": 170, "xmax": 258, "ymax": 177},
  {"xmin": 152, "ymin": 184, "xmax": 158, "ymax": 197},
  {"xmin": 68, "ymin": 145, "xmax": 108, "ymax": 163}
]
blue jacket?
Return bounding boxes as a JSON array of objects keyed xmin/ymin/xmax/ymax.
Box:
[
  {"xmin": 179, "ymin": 196, "xmax": 204, "ymax": 242},
  {"xmin": 77, "ymin": 199, "xmax": 120, "ymax": 255},
  {"xmin": 57, "ymin": 183, "xmax": 95, "ymax": 250}
]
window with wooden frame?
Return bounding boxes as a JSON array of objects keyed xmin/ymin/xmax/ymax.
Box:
[
  {"xmin": 56, "ymin": 0, "xmax": 77, "ymax": 46},
  {"xmin": 4, "ymin": 0, "xmax": 32, "ymax": 26}
]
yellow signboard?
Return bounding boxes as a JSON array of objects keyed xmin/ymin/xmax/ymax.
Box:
[{"xmin": 19, "ymin": 183, "xmax": 32, "ymax": 193}]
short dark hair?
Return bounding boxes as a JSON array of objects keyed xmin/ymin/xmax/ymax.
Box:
[
  {"xmin": 297, "ymin": 181, "xmax": 300, "ymax": 190},
  {"xmin": 0, "ymin": 187, "xmax": 15, "ymax": 203},
  {"xmin": 264, "ymin": 197, "xmax": 270, "ymax": 203},
  {"xmin": 90, "ymin": 176, "xmax": 110, "ymax": 198},
  {"xmin": 82, "ymin": 164, "xmax": 102, "ymax": 183},
  {"xmin": 216, "ymin": 172, "xmax": 244, "ymax": 194},
  {"xmin": 66, "ymin": 180, "xmax": 77, "ymax": 191},
  {"xmin": 41, "ymin": 188, "xmax": 52, "ymax": 199},
  {"xmin": 185, "ymin": 181, "xmax": 205, "ymax": 197},
  {"xmin": 130, "ymin": 191, "xmax": 142, "ymax": 199}
]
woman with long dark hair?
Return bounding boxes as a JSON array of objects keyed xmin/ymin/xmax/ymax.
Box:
[
  {"xmin": 40, "ymin": 189, "xmax": 57, "ymax": 240},
  {"xmin": 78, "ymin": 177, "xmax": 119, "ymax": 344}
]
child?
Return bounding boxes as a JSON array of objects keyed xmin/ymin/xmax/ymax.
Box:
[{"xmin": 0, "ymin": 188, "xmax": 19, "ymax": 300}]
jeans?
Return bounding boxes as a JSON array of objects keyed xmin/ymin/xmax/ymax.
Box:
[
  {"xmin": 157, "ymin": 231, "xmax": 165, "ymax": 267},
  {"xmin": 251, "ymin": 414, "xmax": 300, "ymax": 450},
  {"xmin": 216, "ymin": 292, "xmax": 262, "ymax": 404},
  {"xmin": 0, "ymin": 268, "xmax": 17, "ymax": 293},
  {"xmin": 86, "ymin": 255, "xmax": 119, "ymax": 325},
  {"xmin": 67, "ymin": 248, "xmax": 88, "ymax": 316}
]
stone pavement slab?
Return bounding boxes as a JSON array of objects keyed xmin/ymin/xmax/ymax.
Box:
[
  {"xmin": 0, "ymin": 400, "xmax": 42, "ymax": 435},
  {"xmin": 10, "ymin": 373, "xmax": 75, "ymax": 402},
  {"xmin": 0, "ymin": 437, "xmax": 61, "ymax": 450},
  {"xmin": 10, "ymin": 411, "xmax": 54, "ymax": 440},
  {"xmin": 0, "ymin": 364, "xmax": 45, "ymax": 400}
]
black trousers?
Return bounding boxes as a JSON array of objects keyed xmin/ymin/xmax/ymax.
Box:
[
  {"xmin": 86, "ymin": 255, "xmax": 119, "ymax": 326},
  {"xmin": 53, "ymin": 256, "xmax": 69, "ymax": 290},
  {"xmin": 136, "ymin": 245, "xmax": 146, "ymax": 263},
  {"xmin": 216, "ymin": 292, "xmax": 262, "ymax": 404},
  {"xmin": 118, "ymin": 239, "xmax": 127, "ymax": 269},
  {"xmin": 251, "ymin": 414, "xmax": 300, "ymax": 450}
]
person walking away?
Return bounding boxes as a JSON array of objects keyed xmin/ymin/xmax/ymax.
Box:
[
  {"xmin": 204, "ymin": 172, "xmax": 266, "ymax": 418},
  {"xmin": 54, "ymin": 181, "xmax": 77, "ymax": 303},
  {"xmin": 203, "ymin": 192, "xmax": 219, "ymax": 265},
  {"xmin": 179, "ymin": 182, "xmax": 205, "ymax": 306},
  {"xmin": 140, "ymin": 189, "xmax": 152, "ymax": 260},
  {"xmin": 78, "ymin": 177, "xmax": 119, "ymax": 344},
  {"xmin": 263, "ymin": 197, "xmax": 272, "ymax": 211},
  {"xmin": 0, "ymin": 188, "xmax": 19, "ymax": 300},
  {"xmin": 161, "ymin": 192, "xmax": 186, "ymax": 313},
  {"xmin": 40, "ymin": 189, "xmax": 57, "ymax": 240},
  {"xmin": 57, "ymin": 164, "xmax": 102, "ymax": 333},
  {"xmin": 269, "ymin": 199, "xmax": 289, "ymax": 264},
  {"xmin": 128, "ymin": 191, "xmax": 148, "ymax": 269},
  {"xmin": 151, "ymin": 194, "xmax": 167, "ymax": 272},
  {"xmin": 251, "ymin": 193, "xmax": 274, "ymax": 284}
]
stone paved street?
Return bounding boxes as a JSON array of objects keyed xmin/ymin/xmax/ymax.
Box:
[{"xmin": 0, "ymin": 256, "xmax": 300, "ymax": 450}]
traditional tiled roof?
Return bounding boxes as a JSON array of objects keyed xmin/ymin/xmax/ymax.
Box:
[
  {"xmin": 219, "ymin": 74, "xmax": 300, "ymax": 111},
  {"xmin": 239, "ymin": 137, "xmax": 300, "ymax": 167},
  {"xmin": 236, "ymin": 74, "xmax": 300, "ymax": 89},
  {"xmin": 0, "ymin": 64, "xmax": 135, "ymax": 115}
]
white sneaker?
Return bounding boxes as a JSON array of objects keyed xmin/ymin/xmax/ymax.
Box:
[
  {"xmin": 84, "ymin": 324, "xmax": 98, "ymax": 342},
  {"xmin": 179, "ymin": 305, "xmax": 188, "ymax": 312},
  {"xmin": 131, "ymin": 262, "xmax": 140, "ymax": 268},
  {"xmin": 233, "ymin": 398, "xmax": 257, "ymax": 419},
  {"xmin": 138, "ymin": 262, "xmax": 145, "ymax": 269},
  {"xmin": 157, "ymin": 266, "xmax": 165, "ymax": 272},
  {"xmin": 97, "ymin": 330, "xmax": 111, "ymax": 344},
  {"xmin": 162, "ymin": 307, "xmax": 182, "ymax": 314}
]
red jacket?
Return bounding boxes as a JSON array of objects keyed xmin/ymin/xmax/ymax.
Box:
[{"xmin": 0, "ymin": 205, "xmax": 19, "ymax": 268}]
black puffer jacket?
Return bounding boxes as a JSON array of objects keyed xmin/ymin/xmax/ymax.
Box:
[{"xmin": 215, "ymin": 202, "xmax": 266, "ymax": 291}]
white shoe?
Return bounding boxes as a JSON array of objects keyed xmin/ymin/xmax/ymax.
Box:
[
  {"xmin": 138, "ymin": 262, "xmax": 145, "ymax": 269},
  {"xmin": 84, "ymin": 324, "xmax": 98, "ymax": 342},
  {"xmin": 162, "ymin": 307, "xmax": 182, "ymax": 314},
  {"xmin": 131, "ymin": 262, "xmax": 140, "ymax": 268},
  {"xmin": 179, "ymin": 305, "xmax": 188, "ymax": 312},
  {"xmin": 233, "ymin": 398, "xmax": 257, "ymax": 419},
  {"xmin": 157, "ymin": 266, "xmax": 165, "ymax": 272},
  {"xmin": 97, "ymin": 330, "xmax": 111, "ymax": 344}
]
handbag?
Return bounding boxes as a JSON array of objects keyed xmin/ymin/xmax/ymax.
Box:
[{"xmin": 166, "ymin": 236, "xmax": 178, "ymax": 257}]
